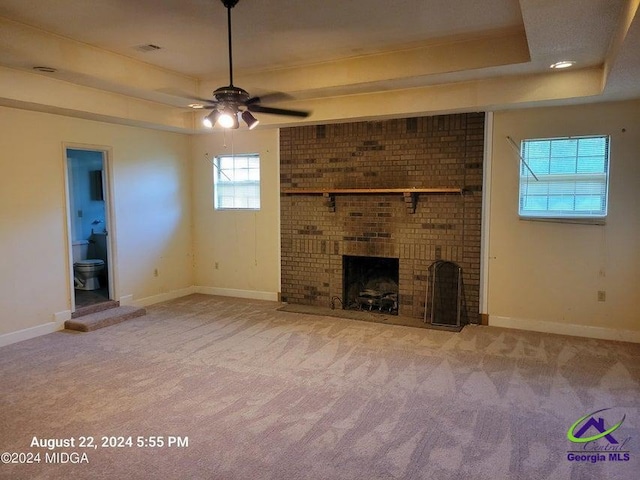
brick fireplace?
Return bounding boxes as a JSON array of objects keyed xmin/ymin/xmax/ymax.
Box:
[{"xmin": 280, "ymin": 113, "xmax": 484, "ymax": 323}]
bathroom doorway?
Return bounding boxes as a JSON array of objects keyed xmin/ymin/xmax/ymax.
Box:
[{"xmin": 64, "ymin": 146, "xmax": 114, "ymax": 312}]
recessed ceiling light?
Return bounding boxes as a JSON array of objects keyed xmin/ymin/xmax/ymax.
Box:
[
  {"xmin": 33, "ymin": 66, "xmax": 57, "ymax": 73},
  {"xmin": 550, "ymin": 61, "xmax": 575, "ymax": 69},
  {"xmin": 188, "ymin": 103, "xmax": 204, "ymax": 109}
]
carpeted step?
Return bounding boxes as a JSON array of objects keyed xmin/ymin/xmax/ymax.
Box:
[
  {"xmin": 72, "ymin": 300, "xmax": 119, "ymax": 319},
  {"xmin": 64, "ymin": 306, "xmax": 146, "ymax": 332}
]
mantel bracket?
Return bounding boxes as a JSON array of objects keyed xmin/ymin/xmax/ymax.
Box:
[
  {"xmin": 323, "ymin": 192, "xmax": 336, "ymax": 212},
  {"xmin": 403, "ymin": 192, "xmax": 417, "ymax": 214}
]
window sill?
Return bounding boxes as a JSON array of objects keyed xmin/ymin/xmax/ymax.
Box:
[{"xmin": 518, "ymin": 216, "xmax": 606, "ymax": 226}]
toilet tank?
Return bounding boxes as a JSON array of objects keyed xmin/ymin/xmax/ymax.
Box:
[{"xmin": 72, "ymin": 240, "xmax": 89, "ymax": 263}]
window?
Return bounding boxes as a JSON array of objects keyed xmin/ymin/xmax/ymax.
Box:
[
  {"xmin": 519, "ymin": 136, "xmax": 609, "ymax": 222},
  {"xmin": 213, "ymin": 154, "xmax": 260, "ymax": 210}
]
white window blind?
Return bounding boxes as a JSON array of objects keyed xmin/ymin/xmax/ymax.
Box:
[
  {"xmin": 213, "ymin": 154, "xmax": 260, "ymax": 210},
  {"xmin": 519, "ymin": 136, "xmax": 609, "ymax": 221}
]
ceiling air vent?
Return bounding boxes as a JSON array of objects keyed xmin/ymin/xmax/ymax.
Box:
[
  {"xmin": 133, "ymin": 44, "xmax": 162, "ymax": 53},
  {"xmin": 33, "ymin": 66, "xmax": 57, "ymax": 73}
]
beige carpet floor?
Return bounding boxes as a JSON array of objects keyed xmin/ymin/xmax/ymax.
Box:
[{"xmin": 1, "ymin": 294, "xmax": 639, "ymax": 479}]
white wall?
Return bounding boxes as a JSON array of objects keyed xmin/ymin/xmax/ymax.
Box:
[
  {"xmin": 191, "ymin": 129, "xmax": 280, "ymax": 300},
  {"xmin": 488, "ymin": 100, "xmax": 640, "ymax": 341},
  {"xmin": 0, "ymin": 106, "xmax": 193, "ymax": 341}
]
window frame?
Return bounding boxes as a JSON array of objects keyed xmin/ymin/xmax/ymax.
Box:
[
  {"xmin": 518, "ymin": 135, "xmax": 610, "ymax": 225},
  {"xmin": 213, "ymin": 153, "xmax": 261, "ymax": 211}
]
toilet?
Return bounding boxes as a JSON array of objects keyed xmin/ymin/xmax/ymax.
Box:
[{"xmin": 72, "ymin": 240, "xmax": 105, "ymax": 291}]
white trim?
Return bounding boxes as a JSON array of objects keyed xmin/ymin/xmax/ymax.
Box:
[
  {"xmin": 118, "ymin": 294, "xmax": 135, "ymax": 306},
  {"xmin": 480, "ymin": 112, "xmax": 493, "ymax": 316},
  {"xmin": 102, "ymin": 146, "xmax": 118, "ymax": 301},
  {"xmin": 194, "ymin": 286, "xmax": 278, "ymax": 302},
  {"xmin": 62, "ymin": 143, "xmax": 118, "ymax": 311},
  {"xmin": 489, "ymin": 315, "xmax": 640, "ymax": 343},
  {"xmin": 123, "ymin": 286, "xmax": 279, "ymax": 306},
  {"xmin": 128, "ymin": 286, "xmax": 197, "ymax": 308},
  {"xmin": 54, "ymin": 310, "xmax": 72, "ymax": 324},
  {"xmin": 276, "ymin": 129, "xmax": 282, "ymax": 294},
  {"xmin": 0, "ymin": 322, "xmax": 62, "ymax": 348},
  {"xmin": 61, "ymin": 144, "xmax": 75, "ymax": 313}
]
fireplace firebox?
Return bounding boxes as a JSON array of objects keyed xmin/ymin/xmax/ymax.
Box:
[{"xmin": 343, "ymin": 255, "xmax": 399, "ymax": 314}]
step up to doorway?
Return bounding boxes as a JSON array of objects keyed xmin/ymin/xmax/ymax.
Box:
[
  {"xmin": 65, "ymin": 305, "xmax": 146, "ymax": 332},
  {"xmin": 72, "ymin": 300, "xmax": 119, "ymax": 319}
]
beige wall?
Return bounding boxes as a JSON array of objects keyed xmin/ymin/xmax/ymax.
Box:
[
  {"xmin": 0, "ymin": 106, "xmax": 192, "ymax": 339},
  {"xmin": 191, "ymin": 129, "xmax": 280, "ymax": 299},
  {"xmin": 2, "ymin": 99, "xmax": 639, "ymax": 344},
  {"xmin": 488, "ymin": 100, "xmax": 640, "ymax": 340}
]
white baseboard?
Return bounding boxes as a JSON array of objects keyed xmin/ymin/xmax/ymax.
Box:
[
  {"xmin": 489, "ymin": 315, "xmax": 640, "ymax": 344},
  {"xmin": 130, "ymin": 286, "xmax": 197, "ymax": 308},
  {"xmin": 0, "ymin": 309, "xmax": 72, "ymax": 348},
  {"xmin": 194, "ymin": 286, "xmax": 278, "ymax": 302},
  {"xmin": 0, "ymin": 321, "xmax": 62, "ymax": 348},
  {"xmin": 118, "ymin": 294, "xmax": 134, "ymax": 306},
  {"xmin": 54, "ymin": 310, "xmax": 72, "ymax": 324}
]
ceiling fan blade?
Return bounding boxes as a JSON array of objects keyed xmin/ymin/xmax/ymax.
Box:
[
  {"xmin": 179, "ymin": 95, "xmax": 215, "ymax": 104},
  {"xmin": 189, "ymin": 100, "xmax": 221, "ymax": 110},
  {"xmin": 247, "ymin": 104, "xmax": 310, "ymax": 118},
  {"xmin": 193, "ymin": 97, "xmax": 220, "ymax": 105},
  {"xmin": 245, "ymin": 92, "xmax": 294, "ymax": 106},
  {"xmin": 153, "ymin": 88, "xmax": 208, "ymax": 103}
]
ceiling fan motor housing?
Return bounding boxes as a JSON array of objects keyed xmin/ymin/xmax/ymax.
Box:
[{"xmin": 213, "ymin": 86, "xmax": 250, "ymax": 105}]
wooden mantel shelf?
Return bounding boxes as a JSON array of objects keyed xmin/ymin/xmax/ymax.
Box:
[
  {"xmin": 281, "ymin": 187, "xmax": 463, "ymax": 194},
  {"xmin": 281, "ymin": 187, "xmax": 464, "ymax": 213}
]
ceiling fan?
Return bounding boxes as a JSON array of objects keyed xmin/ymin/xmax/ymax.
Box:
[{"xmin": 198, "ymin": 0, "xmax": 310, "ymax": 130}]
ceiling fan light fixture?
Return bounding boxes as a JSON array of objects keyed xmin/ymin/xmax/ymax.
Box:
[
  {"xmin": 241, "ymin": 110, "xmax": 260, "ymax": 129},
  {"xmin": 218, "ymin": 108, "xmax": 239, "ymax": 129},
  {"xmin": 196, "ymin": 0, "xmax": 309, "ymax": 133},
  {"xmin": 203, "ymin": 111, "xmax": 219, "ymax": 128}
]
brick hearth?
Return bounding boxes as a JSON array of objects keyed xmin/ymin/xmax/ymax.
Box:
[{"xmin": 280, "ymin": 113, "xmax": 484, "ymax": 323}]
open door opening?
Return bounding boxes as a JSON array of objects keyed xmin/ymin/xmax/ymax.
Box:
[{"xmin": 65, "ymin": 147, "xmax": 114, "ymax": 312}]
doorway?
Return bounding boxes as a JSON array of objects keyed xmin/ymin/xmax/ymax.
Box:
[{"xmin": 65, "ymin": 147, "xmax": 114, "ymax": 312}]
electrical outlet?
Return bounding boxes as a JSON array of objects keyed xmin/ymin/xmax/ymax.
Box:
[
  {"xmin": 597, "ymin": 291, "xmax": 606, "ymax": 302},
  {"xmin": 214, "ymin": 262, "xmax": 219, "ymax": 270},
  {"xmin": 154, "ymin": 268, "xmax": 159, "ymax": 277}
]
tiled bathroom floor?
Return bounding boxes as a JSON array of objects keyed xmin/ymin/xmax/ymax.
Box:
[{"xmin": 74, "ymin": 287, "xmax": 110, "ymax": 309}]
